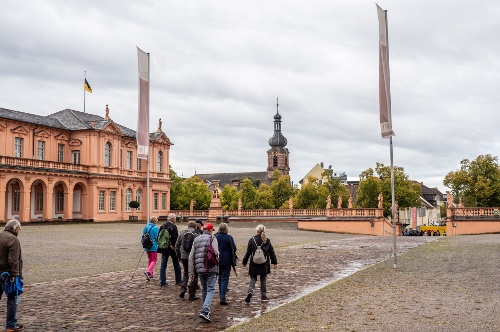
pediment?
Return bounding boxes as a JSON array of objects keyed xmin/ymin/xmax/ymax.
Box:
[
  {"xmin": 102, "ymin": 121, "xmax": 122, "ymax": 135},
  {"xmin": 55, "ymin": 133, "xmax": 69, "ymax": 141},
  {"xmin": 68, "ymin": 139, "xmax": 83, "ymax": 147},
  {"xmin": 11, "ymin": 126, "xmax": 29, "ymax": 136},
  {"xmin": 35, "ymin": 129, "xmax": 51, "ymax": 139},
  {"xmin": 154, "ymin": 133, "xmax": 173, "ymax": 145}
]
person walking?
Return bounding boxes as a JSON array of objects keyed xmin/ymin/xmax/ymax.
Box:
[
  {"xmin": 142, "ymin": 216, "xmax": 159, "ymax": 281},
  {"xmin": 242, "ymin": 224, "xmax": 278, "ymax": 303},
  {"xmin": 194, "ymin": 219, "xmax": 204, "ymax": 235},
  {"xmin": 214, "ymin": 222, "xmax": 236, "ymax": 305},
  {"xmin": 0, "ymin": 219, "xmax": 24, "ymax": 332},
  {"xmin": 189, "ymin": 223, "xmax": 218, "ymax": 322},
  {"xmin": 158, "ymin": 213, "xmax": 181, "ymax": 287},
  {"xmin": 175, "ymin": 220, "xmax": 199, "ymax": 299}
]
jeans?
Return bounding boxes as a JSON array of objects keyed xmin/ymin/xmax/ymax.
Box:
[
  {"xmin": 0, "ymin": 281, "xmax": 20, "ymax": 329},
  {"xmin": 218, "ymin": 265, "xmax": 231, "ymax": 302},
  {"xmin": 199, "ymin": 273, "xmax": 217, "ymax": 315},
  {"xmin": 248, "ymin": 274, "xmax": 267, "ymax": 298},
  {"xmin": 146, "ymin": 251, "xmax": 157, "ymax": 277},
  {"xmin": 159, "ymin": 247, "xmax": 181, "ymax": 285},
  {"xmin": 180, "ymin": 259, "xmax": 198, "ymax": 296}
]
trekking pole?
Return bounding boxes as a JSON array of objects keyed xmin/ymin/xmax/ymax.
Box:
[{"xmin": 130, "ymin": 250, "xmax": 145, "ymax": 281}]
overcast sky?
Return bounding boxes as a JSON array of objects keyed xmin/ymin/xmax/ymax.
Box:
[{"xmin": 2, "ymin": 0, "xmax": 500, "ymax": 193}]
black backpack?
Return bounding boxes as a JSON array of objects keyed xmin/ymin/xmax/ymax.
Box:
[
  {"xmin": 141, "ymin": 225, "xmax": 154, "ymax": 249},
  {"xmin": 181, "ymin": 231, "xmax": 195, "ymax": 253}
]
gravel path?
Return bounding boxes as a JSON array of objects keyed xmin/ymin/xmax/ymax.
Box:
[{"xmin": 2, "ymin": 222, "xmax": 497, "ymax": 331}]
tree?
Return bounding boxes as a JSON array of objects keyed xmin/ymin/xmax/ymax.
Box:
[
  {"xmin": 443, "ymin": 154, "xmax": 500, "ymax": 207},
  {"xmin": 174, "ymin": 176, "xmax": 211, "ymax": 210},
  {"xmin": 321, "ymin": 168, "xmax": 351, "ymax": 207},
  {"xmin": 220, "ymin": 184, "xmax": 240, "ymax": 210},
  {"xmin": 169, "ymin": 166, "xmax": 183, "ymax": 210},
  {"xmin": 270, "ymin": 171, "xmax": 296, "ymax": 209},
  {"xmin": 295, "ymin": 177, "xmax": 329, "ymax": 209},
  {"xmin": 256, "ymin": 184, "xmax": 275, "ymax": 209},
  {"xmin": 357, "ymin": 163, "xmax": 421, "ymax": 217},
  {"xmin": 240, "ymin": 178, "xmax": 259, "ymax": 209}
]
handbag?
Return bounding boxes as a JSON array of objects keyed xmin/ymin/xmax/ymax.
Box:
[
  {"xmin": 205, "ymin": 235, "xmax": 219, "ymax": 269},
  {"xmin": 252, "ymin": 237, "xmax": 266, "ymax": 264}
]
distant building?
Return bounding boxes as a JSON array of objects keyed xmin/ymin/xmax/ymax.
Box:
[
  {"xmin": 299, "ymin": 162, "xmax": 347, "ymax": 186},
  {"xmin": 0, "ymin": 106, "xmax": 172, "ymax": 222},
  {"xmin": 197, "ymin": 100, "xmax": 289, "ymax": 189}
]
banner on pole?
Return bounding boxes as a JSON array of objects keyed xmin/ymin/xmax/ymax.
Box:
[
  {"xmin": 137, "ymin": 47, "xmax": 149, "ymax": 159},
  {"xmin": 377, "ymin": 4, "xmax": 394, "ymax": 138}
]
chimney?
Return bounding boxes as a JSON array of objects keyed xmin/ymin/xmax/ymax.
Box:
[{"xmin": 320, "ymin": 162, "xmax": 324, "ymax": 168}]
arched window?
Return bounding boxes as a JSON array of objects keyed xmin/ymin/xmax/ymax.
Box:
[
  {"xmin": 125, "ymin": 188, "xmax": 132, "ymax": 211},
  {"xmin": 157, "ymin": 151, "xmax": 163, "ymax": 172},
  {"xmin": 136, "ymin": 189, "xmax": 142, "ymax": 211},
  {"xmin": 104, "ymin": 142, "xmax": 112, "ymax": 166}
]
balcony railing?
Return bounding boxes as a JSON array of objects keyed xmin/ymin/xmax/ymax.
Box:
[{"xmin": 0, "ymin": 155, "xmax": 89, "ymax": 173}]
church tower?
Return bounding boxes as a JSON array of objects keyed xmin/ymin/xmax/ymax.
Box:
[{"xmin": 267, "ymin": 98, "xmax": 290, "ymax": 178}]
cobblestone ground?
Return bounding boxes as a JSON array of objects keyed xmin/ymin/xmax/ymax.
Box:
[{"xmin": 2, "ymin": 222, "xmax": 436, "ymax": 331}]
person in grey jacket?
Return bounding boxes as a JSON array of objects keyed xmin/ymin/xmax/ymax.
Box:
[
  {"xmin": 189, "ymin": 223, "xmax": 218, "ymax": 322},
  {"xmin": 175, "ymin": 220, "xmax": 199, "ymax": 300}
]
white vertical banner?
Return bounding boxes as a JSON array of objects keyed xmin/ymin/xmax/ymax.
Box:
[
  {"xmin": 377, "ymin": 4, "xmax": 395, "ymax": 138},
  {"xmin": 137, "ymin": 47, "xmax": 150, "ymax": 159}
]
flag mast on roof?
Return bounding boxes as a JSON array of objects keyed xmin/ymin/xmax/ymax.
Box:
[
  {"xmin": 137, "ymin": 47, "xmax": 150, "ymax": 221},
  {"xmin": 377, "ymin": 4, "xmax": 397, "ymax": 269},
  {"xmin": 83, "ymin": 71, "xmax": 92, "ymax": 113}
]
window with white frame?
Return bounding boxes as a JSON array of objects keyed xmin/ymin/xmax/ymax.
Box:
[
  {"xmin": 37, "ymin": 141, "xmax": 45, "ymax": 160},
  {"xmin": 126, "ymin": 151, "xmax": 132, "ymax": 170},
  {"xmin": 161, "ymin": 193, "xmax": 166, "ymax": 210},
  {"xmin": 14, "ymin": 137, "xmax": 23, "ymax": 158},
  {"xmin": 35, "ymin": 185, "xmax": 44, "ymax": 213},
  {"xmin": 157, "ymin": 151, "xmax": 163, "ymax": 172},
  {"xmin": 125, "ymin": 188, "xmax": 132, "ymax": 211},
  {"xmin": 153, "ymin": 192, "xmax": 158, "ymax": 210},
  {"xmin": 136, "ymin": 189, "xmax": 142, "ymax": 211},
  {"xmin": 56, "ymin": 188, "xmax": 64, "ymax": 213},
  {"xmin": 72, "ymin": 150, "xmax": 81, "ymax": 164},
  {"xmin": 110, "ymin": 191, "xmax": 116, "ymax": 211},
  {"xmin": 57, "ymin": 144, "xmax": 65, "ymax": 163},
  {"xmin": 104, "ymin": 142, "xmax": 112, "ymax": 166},
  {"xmin": 99, "ymin": 191, "xmax": 105, "ymax": 211},
  {"xmin": 12, "ymin": 186, "xmax": 20, "ymax": 213}
]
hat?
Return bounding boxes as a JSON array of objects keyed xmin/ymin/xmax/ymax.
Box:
[
  {"xmin": 203, "ymin": 223, "xmax": 214, "ymax": 231},
  {"xmin": 195, "ymin": 219, "xmax": 204, "ymax": 226}
]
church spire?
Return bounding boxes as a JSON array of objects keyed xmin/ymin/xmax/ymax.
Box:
[{"xmin": 269, "ymin": 97, "xmax": 287, "ymax": 148}]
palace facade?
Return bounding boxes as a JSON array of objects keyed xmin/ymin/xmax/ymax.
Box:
[{"xmin": 0, "ymin": 106, "xmax": 172, "ymax": 222}]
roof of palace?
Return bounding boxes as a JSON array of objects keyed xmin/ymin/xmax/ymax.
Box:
[
  {"xmin": 1, "ymin": 107, "xmax": 138, "ymax": 139},
  {"xmin": 195, "ymin": 171, "xmax": 270, "ymax": 188}
]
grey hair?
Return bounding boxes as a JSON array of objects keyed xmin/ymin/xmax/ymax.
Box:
[
  {"xmin": 187, "ymin": 220, "xmax": 197, "ymax": 228},
  {"xmin": 5, "ymin": 219, "xmax": 21, "ymax": 231},
  {"xmin": 149, "ymin": 216, "xmax": 158, "ymax": 224},
  {"xmin": 167, "ymin": 213, "xmax": 176, "ymax": 221},
  {"xmin": 218, "ymin": 222, "xmax": 228, "ymax": 234},
  {"xmin": 256, "ymin": 224, "xmax": 267, "ymax": 244}
]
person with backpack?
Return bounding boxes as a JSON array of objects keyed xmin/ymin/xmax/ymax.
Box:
[
  {"xmin": 142, "ymin": 216, "xmax": 159, "ymax": 281},
  {"xmin": 214, "ymin": 222, "xmax": 236, "ymax": 305},
  {"xmin": 157, "ymin": 213, "xmax": 181, "ymax": 287},
  {"xmin": 175, "ymin": 220, "xmax": 199, "ymax": 300},
  {"xmin": 242, "ymin": 224, "xmax": 278, "ymax": 303},
  {"xmin": 188, "ymin": 223, "xmax": 219, "ymax": 322}
]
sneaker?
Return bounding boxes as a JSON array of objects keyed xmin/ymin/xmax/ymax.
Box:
[
  {"xmin": 6, "ymin": 324, "xmax": 24, "ymax": 332},
  {"xmin": 179, "ymin": 291, "xmax": 185, "ymax": 298},
  {"xmin": 189, "ymin": 295, "xmax": 200, "ymax": 301},
  {"xmin": 261, "ymin": 296, "xmax": 270, "ymax": 302},
  {"xmin": 199, "ymin": 312, "xmax": 211, "ymax": 322},
  {"xmin": 245, "ymin": 292, "xmax": 252, "ymax": 303},
  {"xmin": 220, "ymin": 300, "xmax": 228, "ymax": 305},
  {"xmin": 160, "ymin": 283, "xmax": 167, "ymax": 287},
  {"xmin": 144, "ymin": 272, "xmax": 151, "ymax": 281}
]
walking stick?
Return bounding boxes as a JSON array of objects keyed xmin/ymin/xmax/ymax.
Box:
[{"xmin": 130, "ymin": 250, "xmax": 145, "ymax": 281}]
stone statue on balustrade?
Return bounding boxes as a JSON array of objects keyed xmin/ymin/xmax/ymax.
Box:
[
  {"xmin": 190, "ymin": 199, "xmax": 195, "ymax": 211},
  {"xmin": 326, "ymin": 195, "xmax": 331, "ymax": 209},
  {"xmin": 337, "ymin": 195, "xmax": 342, "ymax": 209},
  {"xmin": 289, "ymin": 198, "xmax": 293, "ymax": 210},
  {"xmin": 238, "ymin": 198, "xmax": 242, "ymax": 210},
  {"xmin": 378, "ymin": 193, "xmax": 383, "ymax": 209},
  {"xmin": 348, "ymin": 196, "xmax": 353, "ymax": 208}
]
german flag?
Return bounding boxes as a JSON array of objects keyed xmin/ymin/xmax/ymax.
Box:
[{"xmin": 84, "ymin": 79, "xmax": 92, "ymax": 93}]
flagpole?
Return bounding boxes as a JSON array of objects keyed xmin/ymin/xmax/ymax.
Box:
[
  {"xmin": 84, "ymin": 71, "xmax": 86, "ymax": 113},
  {"xmin": 146, "ymin": 52, "xmax": 150, "ymax": 222}
]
